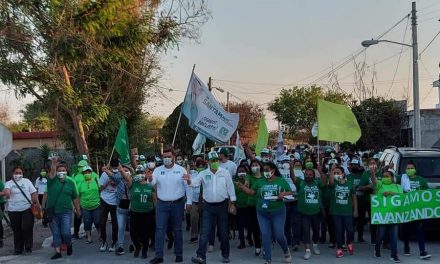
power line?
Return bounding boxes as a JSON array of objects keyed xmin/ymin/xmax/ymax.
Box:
[{"xmin": 419, "ymin": 31, "xmax": 440, "ymax": 58}]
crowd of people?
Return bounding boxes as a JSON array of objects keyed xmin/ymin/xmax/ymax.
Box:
[{"xmin": 0, "ymin": 146, "xmax": 434, "ymax": 264}]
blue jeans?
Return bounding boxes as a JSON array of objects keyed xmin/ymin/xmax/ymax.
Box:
[
  {"xmin": 333, "ymin": 215, "xmax": 354, "ymax": 249},
  {"xmin": 197, "ymin": 201, "xmax": 229, "ymax": 260},
  {"xmin": 155, "ymin": 199, "xmax": 185, "ymax": 258},
  {"xmin": 376, "ymin": 224, "xmax": 398, "ymax": 257},
  {"xmin": 284, "ymin": 202, "xmax": 301, "ymax": 246},
  {"xmin": 117, "ymin": 207, "xmax": 129, "ymax": 247},
  {"xmin": 50, "ymin": 210, "xmax": 72, "ymax": 248},
  {"xmin": 82, "ymin": 206, "xmax": 101, "ymax": 231},
  {"xmin": 257, "ymin": 207, "xmax": 289, "ymax": 262}
]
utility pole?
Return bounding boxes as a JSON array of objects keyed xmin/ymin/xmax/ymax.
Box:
[
  {"xmin": 208, "ymin": 77, "xmax": 212, "ymax": 91},
  {"xmin": 411, "ymin": 1, "xmax": 421, "ymax": 148},
  {"xmin": 226, "ymin": 91, "xmax": 230, "ymax": 112}
]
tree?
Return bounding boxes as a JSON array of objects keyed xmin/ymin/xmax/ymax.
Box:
[
  {"xmin": 129, "ymin": 114, "xmax": 165, "ymax": 155},
  {"xmin": 268, "ymin": 86, "xmax": 350, "ymax": 137},
  {"xmin": 352, "ymin": 97, "xmax": 406, "ymax": 150},
  {"xmin": 20, "ymin": 101, "xmax": 54, "ymax": 131},
  {"xmin": 226, "ymin": 101, "xmax": 263, "ymax": 144},
  {"xmin": 0, "ymin": 0, "xmax": 209, "ymax": 155},
  {"xmin": 0, "ymin": 103, "xmax": 8, "ymax": 124}
]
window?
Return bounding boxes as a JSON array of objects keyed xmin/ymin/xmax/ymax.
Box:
[{"xmin": 399, "ymin": 157, "xmax": 440, "ymax": 179}]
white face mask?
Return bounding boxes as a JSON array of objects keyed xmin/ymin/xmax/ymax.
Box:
[
  {"xmin": 263, "ymin": 171, "xmax": 272, "ymax": 179},
  {"xmin": 147, "ymin": 162, "xmax": 156, "ymax": 169},
  {"xmin": 124, "ymin": 170, "xmax": 131, "ymax": 176},
  {"xmin": 282, "ymin": 163, "xmax": 290, "ymax": 170},
  {"xmin": 57, "ymin": 172, "xmax": 67, "ymax": 179},
  {"xmin": 237, "ymin": 172, "xmax": 246, "ymax": 177},
  {"xmin": 13, "ymin": 174, "xmax": 23, "ymax": 181},
  {"xmin": 251, "ymin": 166, "xmax": 260, "ymax": 174},
  {"xmin": 176, "ymin": 159, "xmax": 183, "ymax": 165},
  {"xmin": 163, "ymin": 158, "xmax": 173, "ymax": 166},
  {"xmin": 133, "ymin": 174, "xmax": 144, "ymax": 182},
  {"xmin": 334, "ymin": 174, "xmax": 342, "ymax": 181},
  {"xmin": 262, "ymin": 157, "xmax": 270, "ymax": 163},
  {"xmin": 112, "ymin": 169, "xmax": 119, "ymax": 173}
]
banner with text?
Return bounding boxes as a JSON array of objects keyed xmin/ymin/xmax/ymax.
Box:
[
  {"xmin": 371, "ymin": 190, "xmax": 440, "ymax": 224},
  {"xmin": 182, "ymin": 73, "xmax": 239, "ymax": 144}
]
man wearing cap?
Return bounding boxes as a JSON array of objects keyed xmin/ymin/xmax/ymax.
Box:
[
  {"xmin": 102, "ymin": 162, "xmax": 134, "ymax": 255},
  {"xmin": 260, "ymin": 148, "xmax": 272, "ymax": 163},
  {"xmin": 146, "ymin": 149, "xmax": 192, "ymax": 264},
  {"xmin": 218, "ymin": 148, "xmax": 237, "ymax": 178},
  {"xmin": 347, "ymin": 158, "xmax": 366, "ymax": 243},
  {"xmin": 187, "ymin": 151, "xmax": 237, "ymax": 264}
]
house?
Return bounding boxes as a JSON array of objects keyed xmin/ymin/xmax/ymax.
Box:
[{"xmin": 12, "ymin": 131, "xmax": 64, "ymax": 150}]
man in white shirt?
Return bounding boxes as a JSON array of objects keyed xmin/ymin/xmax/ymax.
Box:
[
  {"xmin": 218, "ymin": 148, "xmax": 237, "ymax": 177},
  {"xmin": 146, "ymin": 149, "xmax": 192, "ymax": 264},
  {"xmin": 187, "ymin": 151, "xmax": 237, "ymax": 264}
]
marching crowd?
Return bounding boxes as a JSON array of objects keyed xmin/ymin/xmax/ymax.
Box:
[{"xmin": 0, "ymin": 146, "xmax": 434, "ymax": 264}]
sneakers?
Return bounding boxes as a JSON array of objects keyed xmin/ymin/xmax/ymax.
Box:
[
  {"xmin": 419, "ymin": 251, "xmax": 431, "ymax": 260},
  {"xmin": 99, "ymin": 242, "xmax": 108, "ymax": 252},
  {"xmin": 328, "ymin": 243, "xmax": 336, "ymax": 249},
  {"xmin": 108, "ymin": 243, "xmax": 116, "ymax": 252},
  {"xmin": 222, "ymin": 256, "xmax": 230, "ymax": 263},
  {"xmin": 304, "ymin": 249, "xmax": 311, "ymax": 260},
  {"xmin": 51, "ymin": 252, "xmax": 62, "ymax": 260},
  {"xmin": 115, "ymin": 247, "xmax": 125, "ymax": 256},
  {"xmin": 149, "ymin": 257, "xmax": 164, "ymax": 264},
  {"xmin": 347, "ymin": 244, "xmax": 354, "ymax": 255},
  {"xmin": 191, "ymin": 256, "xmax": 206, "ymax": 264},
  {"xmin": 374, "ymin": 250, "xmax": 381, "ymax": 258},
  {"xmin": 175, "ymin": 256, "xmax": 183, "ymax": 262},
  {"xmin": 66, "ymin": 245, "xmax": 72, "ymax": 256},
  {"xmin": 207, "ymin": 245, "xmax": 214, "ymax": 253},
  {"xmin": 72, "ymin": 234, "xmax": 80, "ymax": 240},
  {"xmin": 336, "ymin": 249, "xmax": 344, "ymax": 258},
  {"xmin": 284, "ymin": 249, "xmax": 292, "ymax": 263},
  {"xmin": 312, "ymin": 244, "xmax": 320, "ymax": 255},
  {"xmin": 404, "ymin": 248, "xmax": 411, "ymax": 256},
  {"xmin": 255, "ymin": 248, "xmax": 262, "ymax": 256},
  {"xmin": 391, "ymin": 256, "xmax": 401, "ymax": 263}
]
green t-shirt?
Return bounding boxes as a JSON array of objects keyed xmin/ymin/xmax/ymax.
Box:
[
  {"xmin": 359, "ymin": 170, "xmax": 382, "ymax": 200},
  {"xmin": 296, "ymin": 178, "xmax": 323, "ymax": 215},
  {"xmin": 246, "ymin": 175, "xmax": 263, "ymax": 207},
  {"xmin": 233, "ymin": 176, "xmax": 248, "ymax": 208},
  {"xmin": 129, "ymin": 181, "xmax": 154, "ymax": 213},
  {"xmin": 47, "ymin": 176, "xmax": 78, "ymax": 214},
  {"xmin": 396, "ymin": 175, "xmax": 429, "ymax": 191},
  {"xmin": 0, "ymin": 181, "xmax": 4, "ymax": 204},
  {"xmin": 347, "ymin": 173, "xmax": 363, "ymax": 197},
  {"xmin": 251, "ymin": 177, "xmax": 291, "ymax": 213},
  {"xmin": 329, "ymin": 180, "xmax": 355, "ymax": 216},
  {"xmin": 77, "ymin": 178, "xmax": 100, "ymax": 210},
  {"xmin": 374, "ymin": 180, "xmax": 403, "ymax": 195}
]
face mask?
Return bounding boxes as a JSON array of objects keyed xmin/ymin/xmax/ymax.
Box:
[
  {"xmin": 163, "ymin": 158, "xmax": 173, "ymax": 166},
  {"xmin": 210, "ymin": 162, "xmax": 219, "ymax": 171},
  {"xmin": 263, "ymin": 171, "xmax": 272, "ymax": 179},
  {"xmin": 133, "ymin": 175, "xmax": 144, "ymax": 182},
  {"xmin": 84, "ymin": 174, "xmax": 92, "ymax": 181},
  {"xmin": 251, "ymin": 166, "xmax": 260, "ymax": 174},
  {"xmin": 282, "ymin": 163, "xmax": 290, "ymax": 170},
  {"xmin": 176, "ymin": 160, "xmax": 183, "ymax": 165},
  {"xmin": 294, "ymin": 166, "xmax": 302, "ymax": 170},
  {"xmin": 305, "ymin": 162, "xmax": 314, "ymax": 169},
  {"xmin": 196, "ymin": 168, "xmax": 204, "ymax": 173},
  {"xmin": 13, "ymin": 174, "xmax": 23, "ymax": 181},
  {"xmin": 334, "ymin": 174, "xmax": 342, "ymax": 181},
  {"xmin": 57, "ymin": 172, "xmax": 67, "ymax": 179},
  {"xmin": 262, "ymin": 157, "xmax": 270, "ymax": 163},
  {"xmin": 147, "ymin": 162, "xmax": 156, "ymax": 169},
  {"xmin": 237, "ymin": 172, "xmax": 246, "ymax": 178},
  {"xmin": 40, "ymin": 171, "xmax": 47, "ymax": 177},
  {"xmin": 112, "ymin": 169, "xmax": 119, "ymax": 174},
  {"xmin": 406, "ymin": 168, "xmax": 416, "ymax": 177},
  {"xmin": 382, "ymin": 178, "xmax": 393, "ymax": 185}
]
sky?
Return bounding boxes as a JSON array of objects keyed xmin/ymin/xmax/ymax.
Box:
[{"xmin": 2, "ymin": 0, "xmax": 440, "ymax": 130}]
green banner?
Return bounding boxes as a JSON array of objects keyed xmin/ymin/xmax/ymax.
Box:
[{"xmin": 371, "ymin": 189, "xmax": 440, "ymax": 224}]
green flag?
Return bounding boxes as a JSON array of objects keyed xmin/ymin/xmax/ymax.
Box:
[
  {"xmin": 317, "ymin": 99, "xmax": 361, "ymax": 143},
  {"xmin": 255, "ymin": 116, "xmax": 269, "ymax": 155},
  {"xmin": 114, "ymin": 118, "xmax": 131, "ymax": 165}
]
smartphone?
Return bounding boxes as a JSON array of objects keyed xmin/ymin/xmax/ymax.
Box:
[{"xmin": 48, "ymin": 151, "xmax": 58, "ymax": 160}]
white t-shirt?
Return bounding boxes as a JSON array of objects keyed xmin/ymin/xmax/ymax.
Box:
[
  {"xmin": 220, "ymin": 160, "xmax": 237, "ymax": 177},
  {"xmin": 35, "ymin": 177, "xmax": 48, "ymax": 194},
  {"xmin": 5, "ymin": 178, "xmax": 37, "ymax": 212},
  {"xmin": 99, "ymin": 172, "xmax": 118, "ymax": 205}
]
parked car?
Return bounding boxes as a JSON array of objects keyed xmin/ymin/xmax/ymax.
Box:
[{"xmin": 378, "ymin": 147, "xmax": 440, "ymax": 236}]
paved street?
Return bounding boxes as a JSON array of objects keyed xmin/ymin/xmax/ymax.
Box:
[{"xmin": 1, "ymin": 224, "xmax": 438, "ymax": 264}]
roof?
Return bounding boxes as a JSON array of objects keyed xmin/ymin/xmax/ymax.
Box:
[
  {"xmin": 394, "ymin": 147, "xmax": 440, "ymax": 158},
  {"xmin": 13, "ymin": 131, "xmax": 58, "ymax": 140}
]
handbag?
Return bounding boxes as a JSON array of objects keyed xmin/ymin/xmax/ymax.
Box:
[
  {"xmin": 43, "ymin": 182, "xmax": 66, "ymax": 223},
  {"xmin": 12, "ymin": 179, "xmax": 43, "ymax": 219}
]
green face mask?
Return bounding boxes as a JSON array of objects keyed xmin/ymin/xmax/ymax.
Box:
[
  {"xmin": 305, "ymin": 162, "xmax": 314, "ymax": 169},
  {"xmin": 406, "ymin": 168, "xmax": 416, "ymax": 177},
  {"xmin": 196, "ymin": 168, "xmax": 204, "ymax": 173},
  {"xmin": 84, "ymin": 174, "xmax": 92, "ymax": 181},
  {"xmin": 40, "ymin": 171, "xmax": 47, "ymax": 177},
  {"xmin": 210, "ymin": 162, "xmax": 219, "ymax": 171},
  {"xmin": 382, "ymin": 178, "xmax": 393, "ymax": 185}
]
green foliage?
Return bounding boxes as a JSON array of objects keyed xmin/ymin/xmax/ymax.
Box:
[
  {"xmin": 268, "ymin": 86, "xmax": 350, "ymax": 137},
  {"xmin": 7, "ymin": 121, "xmax": 29, "ymax": 132},
  {"xmin": 20, "ymin": 101, "xmax": 54, "ymax": 131},
  {"xmin": 352, "ymin": 97, "xmax": 406, "ymax": 150},
  {"xmin": 129, "ymin": 114, "xmax": 165, "ymax": 155}
]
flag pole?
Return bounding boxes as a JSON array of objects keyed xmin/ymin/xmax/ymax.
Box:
[
  {"xmin": 172, "ymin": 64, "xmax": 196, "ymax": 148},
  {"xmin": 107, "ymin": 146, "xmax": 115, "ymax": 167}
]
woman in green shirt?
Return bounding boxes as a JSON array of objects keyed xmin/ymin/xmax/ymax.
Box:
[
  {"xmin": 245, "ymin": 159, "xmax": 263, "ymax": 256},
  {"xmin": 233, "ymin": 165, "xmax": 250, "ymax": 249},
  {"xmin": 372, "ymin": 169, "xmax": 402, "ymax": 263},
  {"xmin": 77, "ymin": 166, "xmax": 100, "ymax": 244},
  {"xmin": 238, "ymin": 162, "xmax": 293, "ymax": 264},
  {"xmin": 128, "ymin": 167, "xmax": 156, "ymax": 259}
]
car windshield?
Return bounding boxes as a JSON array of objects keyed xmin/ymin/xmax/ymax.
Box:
[{"xmin": 399, "ymin": 157, "xmax": 440, "ymax": 179}]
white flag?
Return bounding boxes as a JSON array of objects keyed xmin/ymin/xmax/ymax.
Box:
[
  {"xmin": 182, "ymin": 73, "xmax": 239, "ymax": 144},
  {"xmin": 192, "ymin": 133, "xmax": 206, "ymax": 155},
  {"xmin": 311, "ymin": 122, "xmax": 318, "ymax": 138},
  {"xmin": 234, "ymin": 132, "xmax": 246, "ymax": 163}
]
